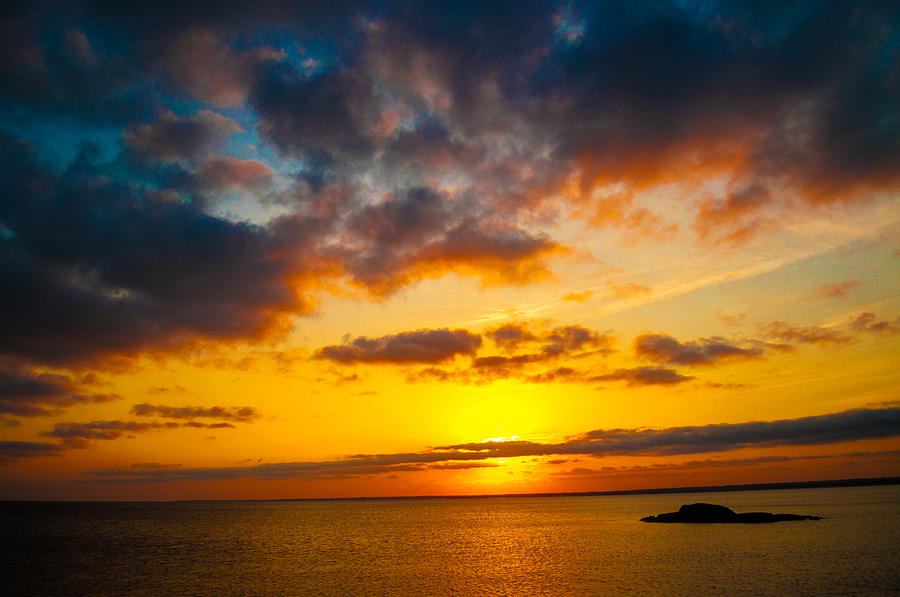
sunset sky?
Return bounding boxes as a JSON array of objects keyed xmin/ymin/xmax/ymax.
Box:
[{"xmin": 1, "ymin": 0, "xmax": 898, "ymax": 500}]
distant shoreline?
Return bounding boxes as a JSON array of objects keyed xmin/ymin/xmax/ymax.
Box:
[
  {"xmin": 277, "ymin": 475, "xmax": 900, "ymax": 503},
  {"xmin": 3, "ymin": 476, "xmax": 897, "ymax": 504}
]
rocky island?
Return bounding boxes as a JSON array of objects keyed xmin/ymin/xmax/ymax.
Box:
[{"xmin": 641, "ymin": 502, "xmax": 821, "ymax": 523}]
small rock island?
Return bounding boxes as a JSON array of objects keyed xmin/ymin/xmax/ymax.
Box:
[{"xmin": 641, "ymin": 502, "xmax": 821, "ymax": 523}]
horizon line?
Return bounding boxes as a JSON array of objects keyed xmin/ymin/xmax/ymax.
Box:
[{"xmin": 3, "ymin": 475, "xmax": 897, "ymax": 504}]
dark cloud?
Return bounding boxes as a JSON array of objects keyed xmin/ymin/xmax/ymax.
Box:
[
  {"xmin": 635, "ymin": 333, "xmax": 763, "ymax": 366},
  {"xmin": 593, "ymin": 367, "xmax": 691, "ymax": 387},
  {"xmin": 539, "ymin": 1, "xmax": 900, "ymax": 211},
  {"xmin": 130, "ymin": 403, "xmax": 261, "ymax": 422},
  {"xmin": 486, "ymin": 322, "xmax": 612, "ymax": 356},
  {"xmin": 0, "ymin": 19, "xmax": 157, "ymax": 124},
  {"xmin": 332, "ymin": 187, "xmax": 561, "ymax": 295},
  {"xmin": 551, "ymin": 450, "xmax": 900, "ymax": 476},
  {"xmin": 767, "ymin": 321, "xmax": 855, "ymax": 347},
  {"xmin": 1, "ymin": 0, "xmax": 896, "ymax": 372},
  {"xmin": 155, "ymin": 28, "xmax": 284, "ymax": 108},
  {"xmin": 0, "ymin": 440, "xmax": 63, "ymax": 463},
  {"xmin": 694, "ymin": 185, "xmax": 772, "ymax": 245},
  {"xmin": 0, "ymin": 363, "xmax": 118, "ymax": 417},
  {"xmin": 472, "ymin": 354, "xmax": 545, "ymax": 370},
  {"xmin": 849, "ymin": 312, "xmax": 900, "ymax": 334},
  {"xmin": 0, "ymin": 133, "xmax": 324, "ymax": 365},
  {"xmin": 405, "ymin": 322, "xmax": 616, "ymax": 384},
  {"xmin": 124, "ymin": 110, "xmax": 242, "ymax": 162},
  {"xmin": 487, "ymin": 323, "xmax": 537, "ymax": 350},
  {"xmin": 541, "ymin": 325, "xmax": 611, "ymax": 356},
  {"xmin": 316, "ymin": 328, "xmax": 482, "ymax": 364},
  {"xmin": 42, "ymin": 418, "xmax": 236, "ymax": 448},
  {"xmin": 427, "ymin": 462, "xmax": 499, "ymax": 470},
  {"xmin": 84, "ymin": 407, "xmax": 900, "ymax": 482},
  {"xmin": 252, "ymin": 62, "xmax": 375, "ymax": 162}
]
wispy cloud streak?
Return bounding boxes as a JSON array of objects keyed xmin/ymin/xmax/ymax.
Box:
[{"xmin": 86, "ymin": 408, "xmax": 900, "ymax": 482}]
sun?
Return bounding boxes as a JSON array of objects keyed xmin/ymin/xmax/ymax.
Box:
[{"xmin": 445, "ymin": 381, "xmax": 547, "ymax": 444}]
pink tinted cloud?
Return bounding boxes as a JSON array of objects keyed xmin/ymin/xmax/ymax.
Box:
[
  {"xmin": 818, "ymin": 280, "xmax": 860, "ymax": 298},
  {"xmin": 197, "ymin": 156, "xmax": 274, "ymax": 191}
]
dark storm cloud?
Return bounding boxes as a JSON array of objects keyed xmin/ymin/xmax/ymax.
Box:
[
  {"xmin": 0, "ymin": 133, "xmax": 327, "ymax": 365},
  {"xmin": 0, "ymin": 363, "xmax": 119, "ymax": 417},
  {"xmin": 130, "ymin": 403, "xmax": 261, "ymax": 422},
  {"xmin": 316, "ymin": 328, "xmax": 482, "ymax": 364},
  {"xmin": 634, "ymin": 333, "xmax": 763, "ymax": 366},
  {"xmin": 85, "ymin": 407, "xmax": 900, "ymax": 482}
]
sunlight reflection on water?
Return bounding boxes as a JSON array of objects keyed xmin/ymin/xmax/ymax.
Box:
[{"xmin": 2, "ymin": 485, "xmax": 898, "ymax": 595}]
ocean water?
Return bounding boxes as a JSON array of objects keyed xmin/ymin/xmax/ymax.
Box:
[{"xmin": 2, "ymin": 485, "xmax": 898, "ymax": 596}]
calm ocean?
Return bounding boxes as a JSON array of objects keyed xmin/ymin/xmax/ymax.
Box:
[{"xmin": 2, "ymin": 485, "xmax": 898, "ymax": 596}]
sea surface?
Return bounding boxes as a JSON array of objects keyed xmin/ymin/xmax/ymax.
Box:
[{"xmin": 2, "ymin": 485, "xmax": 898, "ymax": 596}]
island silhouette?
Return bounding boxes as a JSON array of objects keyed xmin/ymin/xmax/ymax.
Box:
[{"xmin": 641, "ymin": 503, "xmax": 821, "ymax": 523}]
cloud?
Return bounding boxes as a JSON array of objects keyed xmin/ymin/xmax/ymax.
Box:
[
  {"xmin": 486, "ymin": 322, "xmax": 612, "ymax": 356},
  {"xmin": 1, "ymin": 0, "xmax": 897, "ymax": 375},
  {"xmin": 2, "ymin": 0, "xmax": 897, "ymax": 257},
  {"xmin": 124, "ymin": 110, "xmax": 242, "ymax": 162},
  {"xmin": 427, "ymin": 462, "xmax": 499, "ymax": 470},
  {"xmin": 84, "ymin": 407, "xmax": 900, "ymax": 482},
  {"xmin": 130, "ymin": 403, "xmax": 261, "ymax": 422},
  {"xmin": 551, "ymin": 450, "xmax": 900, "ymax": 476},
  {"xmin": 42, "ymin": 419, "xmax": 236, "ymax": 448},
  {"xmin": 195, "ymin": 156, "xmax": 273, "ymax": 191},
  {"xmin": 0, "ymin": 363, "xmax": 119, "ymax": 417},
  {"xmin": 818, "ymin": 280, "xmax": 860, "ymax": 298},
  {"xmin": 316, "ymin": 328, "xmax": 482, "ymax": 364},
  {"xmin": 486, "ymin": 323, "xmax": 538, "ymax": 350},
  {"xmin": 156, "ymin": 28, "xmax": 283, "ymax": 107},
  {"xmin": 849, "ymin": 312, "xmax": 900, "ymax": 335},
  {"xmin": 252, "ymin": 61, "xmax": 376, "ymax": 161},
  {"xmin": 0, "ymin": 134, "xmax": 325, "ymax": 365},
  {"xmin": 408, "ymin": 322, "xmax": 616, "ymax": 384},
  {"xmin": 766, "ymin": 322, "xmax": 855, "ymax": 347},
  {"xmin": 717, "ymin": 312, "xmax": 748, "ymax": 325},
  {"xmin": 0, "ymin": 23, "xmax": 157, "ymax": 124},
  {"xmin": 592, "ymin": 367, "xmax": 691, "ymax": 386},
  {"xmin": 635, "ymin": 334, "xmax": 763, "ymax": 366},
  {"xmin": 0, "ymin": 440, "xmax": 63, "ymax": 463},
  {"xmin": 562, "ymin": 290, "xmax": 593, "ymax": 302},
  {"xmin": 604, "ymin": 282, "xmax": 651, "ymax": 300},
  {"xmin": 695, "ymin": 185, "xmax": 772, "ymax": 245},
  {"xmin": 331, "ymin": 187, "xmax": 562, "ymax": 295}
]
